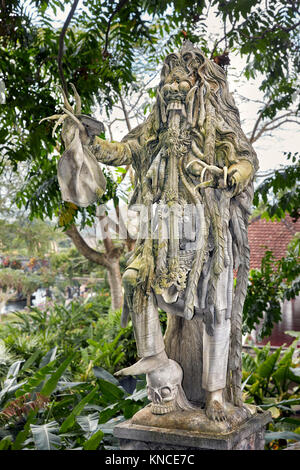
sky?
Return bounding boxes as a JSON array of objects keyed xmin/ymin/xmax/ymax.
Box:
[{"xmin": 49, "ymin": 1, "xmax": 299, "ymax": 174}]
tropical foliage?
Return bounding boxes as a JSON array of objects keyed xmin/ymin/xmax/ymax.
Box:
[
  {"xmin": 243, "ymin": 238, "xmax": 300, "ymax": 339},
  {"xmin": 0, "ymin": 295, "xmax": 146, "ymax": 450},
  {"xmin": 253, "ymin": 152, "xmax": 300, "ymax": 222},
  {"xmin": 242, "ymin": 334, "xmax": 300, "ymax": 450},
  {"xmin": 1, "ymin": 0, "xmax": 299, "ymax": 224},
  {"xmin": 0, "ymin": 295, "xmax": 299, "ymax": 450}
]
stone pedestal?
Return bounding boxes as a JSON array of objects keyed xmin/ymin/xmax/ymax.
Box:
[{"xmin": 114, "ymin": 405, "xmax": 272, "ymax": 450}]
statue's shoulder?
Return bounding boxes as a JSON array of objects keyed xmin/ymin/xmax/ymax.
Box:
[{"xmin": 121, "ymin": 122, "xmax": 146, "ymax": 144}]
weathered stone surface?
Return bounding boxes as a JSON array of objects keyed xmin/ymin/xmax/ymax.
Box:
[
  {"xmin": 164, "ymin": 313, "xmax": 205, "ymax": 404},
  {"xmin": 114, "ymin": 407, "xmax": 272, "ymax": 450},
  {"xmin": 130, "ymin": 402, "xmax": 257, "ymax": 434},
  {"xmin": 54, "ymin": 42, "xmax": 261, "ymax": 424}
]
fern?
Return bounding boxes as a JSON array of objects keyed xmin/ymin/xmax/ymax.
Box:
[{"xmin": 15, "ymin": 361, "xmax": 57, "ymax": 397}]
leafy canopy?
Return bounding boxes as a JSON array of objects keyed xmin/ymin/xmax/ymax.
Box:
[{"xmin": 0, "ymin": 0, "xmax": 299, "ymax": 225}]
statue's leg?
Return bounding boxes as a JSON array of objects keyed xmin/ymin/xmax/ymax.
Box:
[
  {"xmin": 115, "ymin": 268, "xmax": 168, "ymax": 377},
  {"xmin": 203, "ymin": 254, "xmax": 232, "ymax": 421},
  {"xmin": 202, "ymin": 313, "xmax": 231, "ymax": 421}
]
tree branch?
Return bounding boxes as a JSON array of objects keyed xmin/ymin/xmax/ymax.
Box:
[
  {"xmin": 57, "ymin": 0, "xmax": 80, "ymax": 97},
  {"xmin": 119, "ymin": 93, "xmax": 132, "ymax": 132},
  {"xmin": 250, "ymin": 111, "xmax": 300, "ymax": 143},
  {"xmin": 248, "ymin": 97, "xmax": 272, "ymax": 143},
  {"xmin": 103, "ymin": 0, "xmax": 129, "ymax": 56},
  {"xmin": 65, "ymin": 223, "xmax": 110, "ymax": 268}
]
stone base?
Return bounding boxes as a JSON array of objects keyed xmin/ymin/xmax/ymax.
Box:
[{"xmin": 114, "ymin": 404, "xmax": 272, "ymax": 450}]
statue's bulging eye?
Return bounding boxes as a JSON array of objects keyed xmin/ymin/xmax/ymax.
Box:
[
  {"xmin": 179, "ymin": 81, "xmax": 191, "ymax": 93},
  {"xmin": 162, "ymin": 83, "xmax": 172, "ymax": 95}
]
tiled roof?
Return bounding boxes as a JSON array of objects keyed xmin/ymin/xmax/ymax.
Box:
[{"xmin": 248, "ymin": 215, "xmax": 300, "ymax": 270}]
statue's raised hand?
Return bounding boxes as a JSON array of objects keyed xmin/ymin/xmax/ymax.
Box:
[
  {"xmin": 40, "ymin": 84, "xmax": 103, "ymax": 146},
  {"xmin": 39, "ymin": 84, "xmax": 106, "ymax": 207}
]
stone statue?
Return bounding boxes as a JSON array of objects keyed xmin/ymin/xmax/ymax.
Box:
[{"xmin": 45, "ymin": 41, "xmax": 259, "ymax": 424}]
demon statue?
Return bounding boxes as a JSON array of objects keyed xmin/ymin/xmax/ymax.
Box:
[{"xmin": 46, "ymin": 40, "xmax": 259, "ymax": 423}]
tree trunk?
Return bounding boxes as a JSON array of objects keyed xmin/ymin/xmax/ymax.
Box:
[
  {"xmin": 66, "ymin": 224, "xmax": 111, "ymax": 268},
  {"xmin": 66, "ymin": 223, "xmax": 124, "ymax": 311},
  {"xmin": 164, "ymin": 313, "xmax": 205, "ymax": 406},
  {"xmin": 107, "ymin": 260, "xmax": 123, "ymax": 311},
  {"xmin": 26, "ymin": 293, "xmax": 31, "ymax": 307}
]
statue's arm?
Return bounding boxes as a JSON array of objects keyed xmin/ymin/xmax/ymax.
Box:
[
  {"xmin": 88, "ymin": 135, "xmax": 133, "ymax": 167},
  {"xmin": 62, "ymin": 116, "xmax": 134, "ymax": 167}
]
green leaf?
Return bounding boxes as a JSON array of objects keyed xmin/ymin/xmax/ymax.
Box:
[
  {"xmin": 59, "ymin": 385, "xmax": 99, "ymax": 433},
  {"xmin": 98, "ymin": 416, "xmax": 126, "ymax": 434},
  {"xmin": 278, "ymin": 346, "xmax": 295, "ymax": 367},
  {"xmin": 31, "ymin": 421, "xmax": 61, "ymax": 450},
  {"xmin": 39, "ymin": 347, "xmax": 57, "ymax": 368},
  {"xmin": 256, "ymin": 348, "xmax": 281, "ymax": 380},
  {"xmin": 56, "ymin": 380, "xmax": 84, "ymax": 391},
  {"xmin": 98, "ymin": 404, "xmax": 120, "ymax": 424},
  {"xmin": 83, "ymin": 429, "xmax": 104, "ymax": 450},
  {"xmin": 260, "ymin": 397, "xmax": 300, "ymax": 409},
  {"xmin": 15, "ymin": 360, "xmax": 57, "ymax": 397},
  {"xmin": 93, "ymin": 366, "xmax": 119, "ymax": 385},
  {"xmin": 287, "ymin": 368, "xmax": 300, "ymax": 384},
  {"xmin": 249, "ymin": 380, "xmax": 262, "ymax": 398},
  {"xmin": 0, "ymin": 378, "xmax": 27, "ymax": 402},
  {"xmin": 242, "ymin": 353, "xmax": 257, "ymax": 373},
  {"xmin": 0, "ymin": 436, "xmax": 13, "ymax": 450},
  {"xmin": 126, "ymin": 388, "xmax": 148, "ymax": 402},
  {"xmin": 121, "ymin": 400, "xmax": 143, "ymax": 419},
  {"xmin": 285, "ymin": 330, "xmax": 300, "ymax": 340},
  {"xmin": 97, "ymin": 378, "xmax": 124, "ymax": 401},
  {"xmin": 272, "ymin": 364, "xmax": 289, "ymax": 392},
  {"xmin": 22, "ymin": 350, "xmax": 41, "ymax": 372},
  {"xmin": 76, "ymin": 412, "xmax": 99, "ymax": 434},
  {"xmin": 40, "ymin": 353, "xmax": 75, "ymax": 396}
]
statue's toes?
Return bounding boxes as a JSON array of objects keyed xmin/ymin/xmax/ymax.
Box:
[
  {"xmin": 114, "ymin": 368, "xmax": 127, "ymax": 377},
  {"xmin": 206, "ymin": 400, "xmax": 227, "ymax": 423},
  {"xmin": 215, "ymin": 409, "xmax": 227, "ymax": 422}
]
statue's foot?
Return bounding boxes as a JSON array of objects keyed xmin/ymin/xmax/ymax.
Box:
[
  {"xmin": 114, "ymin": 351, "xmax": 169, "ymax": 377},
  {"xmin": 205, "ymin": 389, "xmax": 227, "ymax": 422}
]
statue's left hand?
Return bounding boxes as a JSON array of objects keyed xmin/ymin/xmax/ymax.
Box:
[
  {"xmin": 40, "ymin": 83, "xmax": 107, "ymax": 207},
  {"xmin": 227, "ymin": 160, "xmax": 253, "ymax": 195},
  {"xmin": 39, "ymin": 83, "xmax": 91, "ymax": 147}
]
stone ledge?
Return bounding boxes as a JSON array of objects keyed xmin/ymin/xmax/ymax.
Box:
[{"xmin": 114, "ymin": 408, "xmax": 272, "ymax": 450}]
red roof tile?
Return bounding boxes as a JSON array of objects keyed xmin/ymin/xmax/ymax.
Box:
[{"xmin": 248, "ymin": 215, "xmax": 300, "ymax": 270}]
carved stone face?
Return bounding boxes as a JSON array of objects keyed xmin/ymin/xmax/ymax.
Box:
[
  {"xmin": 161, "ymin": 70, "xmax": 193, "ymax": 116},
  {"xmin": 146, "ymin": 359, "xmax": 183, "ymax": 415},
  {"xmin": 157, "ymin": 49, "xmax": 205, "ymax": 126}
]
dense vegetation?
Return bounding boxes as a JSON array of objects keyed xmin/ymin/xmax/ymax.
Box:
[{"xmin": 0, "ymin": 294, "xmax": 299, "ymax": 450}]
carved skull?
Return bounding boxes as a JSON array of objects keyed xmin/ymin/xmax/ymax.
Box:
[{"xmin": 146, "ymin": 359, "xmax": 183, "ymax": 415}]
